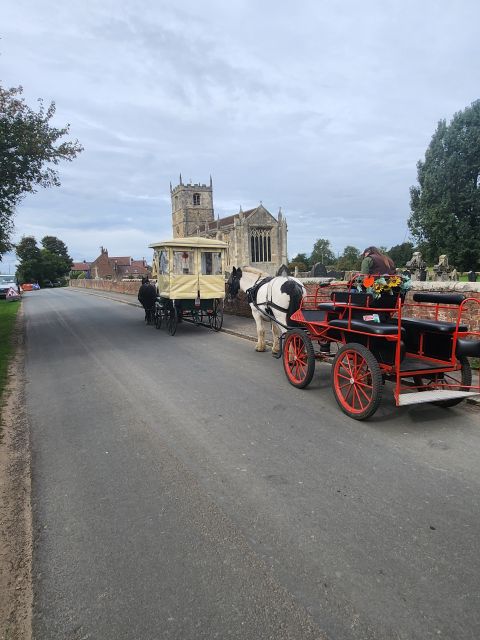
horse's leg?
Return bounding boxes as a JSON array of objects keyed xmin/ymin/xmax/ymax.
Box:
[
  {"xmin": 271, "ymin": 321, "xmax": 281, "ymax": 355},
  {"xmin": 271, "ymin": 312, "xmax": 287, "ymax": 355},
  {"xmin": 252, "ymin": 308, "xmax": 266, "ymax": 352}
]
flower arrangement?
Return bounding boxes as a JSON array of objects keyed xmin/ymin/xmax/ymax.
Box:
[{"xmin": 352, "ymin": 274, "xmax": 411, "ymax": 299}]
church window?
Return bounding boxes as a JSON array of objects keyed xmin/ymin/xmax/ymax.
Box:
[
  {"xmin": 250, "ymin": 229, "xmax": 272, "ymax": 263},
  {"xmin": 193, "ymin": 193, "xmax": 201, "ymax": 205}
]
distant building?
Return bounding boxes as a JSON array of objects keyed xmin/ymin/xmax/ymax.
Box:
[
  {"xmin": 71, "ymin": 261, "xmax": 91, "ymax": 277},
  {"xmin": 170, "ymin": 176, "xmax": 288, "ymax": 276},
  {"xmin": 89, "ymin": 248, "xmax": 150, "ymax": 280}
]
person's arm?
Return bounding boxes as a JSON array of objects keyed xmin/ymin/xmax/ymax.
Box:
[{"xmin": 360, "ymin": 256, "xmax": 372, "ymax": 274}]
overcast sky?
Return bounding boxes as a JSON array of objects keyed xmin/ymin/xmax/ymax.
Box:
[{"xmin": 1, "ymin": 0, "xmax": 479, "ymax": 268}]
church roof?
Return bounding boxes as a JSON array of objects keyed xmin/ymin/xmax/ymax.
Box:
[{"xmin": 196, "ymin": 205, "xmax": 269, "ymax": 233}]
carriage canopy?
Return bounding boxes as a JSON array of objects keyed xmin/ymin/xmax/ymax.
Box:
[{"xmin": 149, "ymin": 237, "xmax": 228, "ymax": 300}]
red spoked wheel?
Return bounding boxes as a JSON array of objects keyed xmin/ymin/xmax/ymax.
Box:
[
  {"xmin": 282, "ymin": 329, "xmax": 315, "ymax": 389},
  {"xmin": 331, "ymin": 343, "xmax": 382, "ymax": 420}
]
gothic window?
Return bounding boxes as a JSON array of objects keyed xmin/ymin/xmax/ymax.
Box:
[
  {"xmin": 250, "ymin": 228, "xmax": 272, "ymax": 263},
  {"xmin": 193, "ymin": 193, "xmax": 200, "ymax": 206}
]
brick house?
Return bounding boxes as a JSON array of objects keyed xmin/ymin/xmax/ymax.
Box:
[
  {"xmin": 71, "ymin": 261, "xmax": 92, "ymax": 277},
  {"xmin": 89, "ymin": 247, "xmax": 150, "ymax": 280}
]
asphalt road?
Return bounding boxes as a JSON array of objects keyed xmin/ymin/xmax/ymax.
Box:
[{"xmin": 25, "ymin": 288, "xmax": 480, "ymax": 640}]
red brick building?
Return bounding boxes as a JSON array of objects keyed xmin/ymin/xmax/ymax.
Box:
[{"xmin": 89, "ymin": 247, "xmax": 150, "ymax": 280}]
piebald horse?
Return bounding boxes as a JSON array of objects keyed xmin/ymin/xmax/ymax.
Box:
[{"xmin": 226, "ymin": 266, "xmax": 306, "ymax": 355}]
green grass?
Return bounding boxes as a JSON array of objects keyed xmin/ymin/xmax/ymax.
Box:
[{"xmin": 0, "ymin": 299, "xmax": 20, "ymax": 398}]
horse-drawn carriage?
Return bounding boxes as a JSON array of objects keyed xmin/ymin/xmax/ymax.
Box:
[
  {"xmin": 226, "ymin": 267, "xmax": 480, "ymax": 420},
  {"xmin": 281, "ymin": 274, "xmax": 480, "ymax": 419},
  {"xmin": 150, "ymin": 237, "xmax": 228, "ymax": 336}
]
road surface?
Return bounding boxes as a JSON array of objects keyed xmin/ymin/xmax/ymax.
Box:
[{"xmin": 24, "ymin": 289, "xmax": 480, "ymax": 639}]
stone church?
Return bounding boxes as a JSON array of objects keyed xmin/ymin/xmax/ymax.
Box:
[{"xmin": 170, "ymin": 176, "xmax": 288, "ymax": 276}]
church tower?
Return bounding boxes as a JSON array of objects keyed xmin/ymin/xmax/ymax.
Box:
[{"xmin": 170, "ymin": 175, "xmax": 214, "ymax": 238}]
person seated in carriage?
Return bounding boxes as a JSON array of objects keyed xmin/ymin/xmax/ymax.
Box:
[
  {"xmin": 360, "ymin": 246, "xmax": 396, "ymax": 275},
  {"xmin": 138, "ymin": 277, "xmax": 157, "ymax": 322}
]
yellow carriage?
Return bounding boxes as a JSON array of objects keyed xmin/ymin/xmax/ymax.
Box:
[{"xmin": 149, "ymin": 237, "xmax": 228, "ymax": 335}]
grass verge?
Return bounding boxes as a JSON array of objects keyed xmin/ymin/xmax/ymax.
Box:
[{"xmin": 0, "ymin": 299, "xmax": 20, "ymax": 399}]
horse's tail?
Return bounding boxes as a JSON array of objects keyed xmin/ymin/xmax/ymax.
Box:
[{"xmin": 280, "ymin": 279, "xmax": 305, "ymax": 325}]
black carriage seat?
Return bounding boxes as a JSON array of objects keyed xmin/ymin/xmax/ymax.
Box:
[
  {"xmin": 412, "ymin": 292, "xmax": 466, "ymax": 305},
  {"xmin": 456, "ymin": 338, "xmax": 480, "ymax": 357},
  {"xmin": 319, "ymin": 292, "xmax": 401, "ymax": 332},
  {"xmin": 403, "ymin": 291, "xmax": 467, "ymax": 332},
  {"xmin": 400, "ymin": 317, "xmax": 468, "ymax": 334},
  {"xmin": 328, "ymin": 318, "xmax": 405, "ymax": 337}
]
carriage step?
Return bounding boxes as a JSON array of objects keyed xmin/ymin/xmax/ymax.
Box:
[{"xmin": 398, "ymin": 390, "xmax": 480, "ymax": 406}]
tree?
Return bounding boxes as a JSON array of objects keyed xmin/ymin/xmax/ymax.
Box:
[
  {"xmin": 16, "ymin": 235, "xmax": 72, "ymax": 284},
  {"xmin": 336, "ymin": 245, "xmax": 361, "ymax": 271},
  {"xmin": 0, "ymin": 85, "xmax": 83, "ymax": 257},
  {"xmin": 15, "ymin": 236, "xmax": 42, "ymax": 283},
  {"xmin": 289, "ymin": 252, "xmax": 311, "ymax": 269},
  {"xmin": 387, "ymin": 242, "xmax": 415, "ymax": 268},
  {"xmin": 310, "ymin": 238, "xmax": 335, "ymax": 266},
  {"xmin": 408, "ymin": 100, "xmax": 480, "ymax": 270}
]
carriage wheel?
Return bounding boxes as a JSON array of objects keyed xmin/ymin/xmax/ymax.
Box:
[
  {"xmin": 332, "ymin": 343, "xmax": 382, "ymax": 420},
  {"xmin": 282, "ymin": 329, "xmax": 315, "ymax": 389},
  {"xmin": 210, "ymin": 299, "xmax": 224, "ymax": 331},
  {"xmin": 413, "ymin": 357, "xmax": 472, "ymax": 408},
  {"xmin": 166, "ymin": 304, "xmax": 178, "ymax": 336}
]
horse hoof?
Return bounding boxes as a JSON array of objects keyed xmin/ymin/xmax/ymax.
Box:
[{"xmin": 255, "ymin": 347, "xmax": 266, "ymax": 352}]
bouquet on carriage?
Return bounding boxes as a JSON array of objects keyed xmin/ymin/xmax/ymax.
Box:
[{"xmin": 352, "ymin": 273, "xmax": 411, "ymax": 299}]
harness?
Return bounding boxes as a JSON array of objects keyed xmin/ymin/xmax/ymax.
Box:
[{"xmin": 245, "ymin": 276, "xmax": 293, "ymax": 330}]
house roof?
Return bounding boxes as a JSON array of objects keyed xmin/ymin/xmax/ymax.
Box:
[
  {"xmin": 109, "ymin": 256, "xmax": 131, "ymax": 265},
  {"xmin": 71, "ymin": 262, "xmax": 91, "ymax": 271}
]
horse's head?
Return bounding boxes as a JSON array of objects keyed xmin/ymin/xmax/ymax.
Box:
[{"xmin": 226, "ymin": 267, "xmax": 242, "ymax": 301}]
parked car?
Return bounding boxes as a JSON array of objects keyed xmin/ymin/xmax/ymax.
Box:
[{"xmin": 0, "ymin": 274, "xmax": 20, "ymax": 299}]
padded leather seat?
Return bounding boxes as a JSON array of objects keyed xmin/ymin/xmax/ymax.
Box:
[
  {"xmin": 329, "ymin": 318, "xmax": 404, "ymax": 336},
  {"xmin": 456, "ymin": 338, "xmax": 480, "ymax": 357},
  {"xmin": 401, "ymin": 317, "xmax": 467, "ymax": 334}
]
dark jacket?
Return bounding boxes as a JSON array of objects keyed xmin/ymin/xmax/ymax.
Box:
[{"xmin": 361, "ymin": 251, "xmax": 396, "ymax": 275}]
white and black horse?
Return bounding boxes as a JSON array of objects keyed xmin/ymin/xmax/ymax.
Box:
[{"xmin": 226, "ymin": 266, "xmax": 306, "ymax": 355}]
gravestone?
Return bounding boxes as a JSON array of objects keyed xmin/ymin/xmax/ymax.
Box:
[
  {"xmin": 468, "ymin": 270, "xmax": 478, "ymax": 282},
  {"xmin": 276, "ymin": 264, "xmax": 290, "ymax": 277},
  {"xmin": 311, "ymin": 262, "xmax": 327, "ymax": 277},
  {"xmin": 433, "ymin": 255, "xmax": 450, "ymax": 281},
  {"xmin": 327, "ymin": 270, "xmax": 344, "ymax": 280},
  {"xmin": 405, "ymin": 251, "xmax": 427, "ymax": 281}
]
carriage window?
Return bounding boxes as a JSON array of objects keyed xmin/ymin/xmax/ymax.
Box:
[
  {"xmin": 159, "ymin": 250, "xmax": 169, "ymax": 275},
  {"xmin": 193, "ymin": 193, "xmax": 200, "ymax": 206},
  {"xmin": 201, "ymin": 252, "xmax": 222, "ymax": 275},
  {"xmin": 173, "ymin": 250, "xmax": 195, "ymax": 274}
]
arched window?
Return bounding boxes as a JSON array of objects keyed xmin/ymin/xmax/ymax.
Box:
[
  {"xmin": 193, "ymin": 193, "xmax": 200, "ymax": 205},
  {"xmin": 250, "ymin": 229, "xmax": 272, "ymax": 262}
]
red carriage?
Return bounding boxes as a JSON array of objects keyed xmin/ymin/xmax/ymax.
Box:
[{"xmin": 282, "ymin": 274, "xmax": 480, "ymax": 420}]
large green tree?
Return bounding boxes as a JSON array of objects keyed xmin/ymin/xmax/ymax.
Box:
[
  {"xmin": 335, "ymin": 245, "xmax": 361, "ymax": 271},
  {"xmin": 310, "ymin": 238, "xmax": 336, "ymax": 266},
  {"xmin": 0, "ymin": 85, "xmax": 83, "ymax": 257},
  {"xmin": 408, "ymin": 100, "xmax": 480, "ymax": 270},
  {"xmin": 16, "ymin": 235, "xmax": 72, "ymax": 284},
  {"xmin": 387, "ymin": 242, "xmax": 415, "ymax": 268}
]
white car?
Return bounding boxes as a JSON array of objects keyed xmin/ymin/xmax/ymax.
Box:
[{"xmin": 0, "ymin": 274, "xmax": 20, "ymax": 299}]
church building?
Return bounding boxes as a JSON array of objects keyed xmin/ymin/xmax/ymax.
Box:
[{"xmin": 170, "ymin": 176, "xmax": 288, "ymax": 275}]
